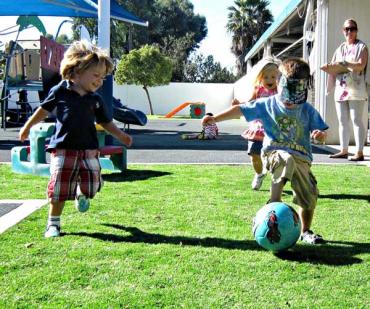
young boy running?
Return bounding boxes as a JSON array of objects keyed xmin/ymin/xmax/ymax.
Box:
[
  {"xmin": 19, "ymin": 41, "xmax": 132, "ymax": 238},
  {"xmin": 202, "ymin": 58, "xmax": 328, "ymax": 244}
]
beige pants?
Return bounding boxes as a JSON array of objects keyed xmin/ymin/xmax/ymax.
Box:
[{"xmin": 264, "ymin": 150, "xmax": 319, "ymax": 209}]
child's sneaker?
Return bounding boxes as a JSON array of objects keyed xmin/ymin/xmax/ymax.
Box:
[
  {"xmin": 44, "ymin": 225, "xmax": 60, "ymax": 238},
  {"xmin": 251, "ymin": 173, "xmax": 266, "ymax": 190},
  {"xmin": 300, "ymin": 230, "xmax": 325, "ymax": 244},
  {"xmin": 75, "ymin": 194, "xmax": 90, "ymax": 213}
]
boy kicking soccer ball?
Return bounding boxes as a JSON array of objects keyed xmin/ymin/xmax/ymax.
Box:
[{"xmin": 202, "ymin": 58, "xmax": 328, "ymax": 244}]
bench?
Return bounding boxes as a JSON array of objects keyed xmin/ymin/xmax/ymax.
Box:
[{"xmin": 11, "ymin": 123, "xmax": 127, "ymax": 177}]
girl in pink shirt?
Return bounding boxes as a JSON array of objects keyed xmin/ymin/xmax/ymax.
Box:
[{"xmin": 233, "ymin": 58, "xmax": 279, "ymax": 190}]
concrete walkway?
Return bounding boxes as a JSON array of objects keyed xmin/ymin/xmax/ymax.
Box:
[{"xmin": 0, "ymin": 118, "xmax": 369, "ymax": 166}]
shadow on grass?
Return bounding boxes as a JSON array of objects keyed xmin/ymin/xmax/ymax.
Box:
[
  {"xmin": 67, "ymin": 224, "xmax": 261, "ymax": 251},
  {"xmin": 67, "ymin": 224, "xmax": 368, "ymax": 265},
  {"xmin": 319, "ymin": 194, "xmax": 370, "ymax": 203},
  {"xmin": 102, "ymin": 169, "xmax": 171, "ymax": 182},
  {"xmin": 274, "ymin": 240, "xmax": 369, "ymax": 266}
]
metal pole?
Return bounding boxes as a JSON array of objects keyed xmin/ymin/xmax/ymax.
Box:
[
  {"xmin": 97, "ymin": 0, "xmax": 113, "ymax": 122},
  {"xmin": 98, "ymin": 0, "xmax": 110, "ymax": 52}
]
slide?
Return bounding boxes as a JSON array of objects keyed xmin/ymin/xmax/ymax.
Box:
[
  {"xmin": 164, "ymin": 102, "xmax": 191, "ymax": 118},
  {"xmin": 112, "ymin": 97, "xmax": 147, "ymax": 127}
]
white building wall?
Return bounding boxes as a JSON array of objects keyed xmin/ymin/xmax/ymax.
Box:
[
  {"xmin": 113, "ymin": 82, "xmax": 234, "ymax": 116},
  {"xmin": 233, "ymin": 75, "xmax": 250, "ymax": 103}
]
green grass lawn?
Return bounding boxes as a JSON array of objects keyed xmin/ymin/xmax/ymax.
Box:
[{"xmin": 0, "ymin": 164, "xmax": 369, "ymax": 308}]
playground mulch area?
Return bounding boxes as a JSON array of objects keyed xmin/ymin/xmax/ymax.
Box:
[{"xmin": 0, "ymin": 163, "xmax": 369, "ymax": 307}]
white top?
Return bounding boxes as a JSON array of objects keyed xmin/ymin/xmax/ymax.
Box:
[{"xmin": 332, "ymin": 40, "xmax": 368, "ymax": 101}]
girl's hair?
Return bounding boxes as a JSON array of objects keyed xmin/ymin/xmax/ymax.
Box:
[
  {"xmin": 60, "ymin": 41, "xmax": 114, "ymax": 79},
  {"xmin": 254, "ymin": 63, "xmax": 279, "ymax": 86}
]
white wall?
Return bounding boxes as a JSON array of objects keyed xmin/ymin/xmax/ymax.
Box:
[
  {"xmin": 233, "ymin": 75, "xmax": 250, "ymax": 103},
  {"xmin": 113, "ymin": 82, "xmax": 234, "ymax": 116}
]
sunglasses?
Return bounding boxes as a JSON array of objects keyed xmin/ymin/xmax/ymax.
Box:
[{"xmin": 343, "ymin": 27, "xmax": 357, "ymax": 32}]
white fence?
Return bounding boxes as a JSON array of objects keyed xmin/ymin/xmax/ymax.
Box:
[{"xmin": 113, "ymin": 82, "xmax": 235, "ymax": 116}]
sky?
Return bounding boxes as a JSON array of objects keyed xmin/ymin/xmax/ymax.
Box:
[
  {"xmin": 191, "ymin": 0, "xmax": 291, "ymax": 69},
  {"xmin": 0, "ymin": 0, "xmax": 291, "ymax": 69}
]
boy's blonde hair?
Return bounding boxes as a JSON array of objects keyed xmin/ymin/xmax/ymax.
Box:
[{"xmin": 60, "ymin": 41, "xmax": 114, "ymax": 79}]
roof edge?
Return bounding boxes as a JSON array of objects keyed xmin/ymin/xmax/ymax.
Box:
[{"xmin": 244, "ymin": 0, "xmax": 304, "ymax": 61}]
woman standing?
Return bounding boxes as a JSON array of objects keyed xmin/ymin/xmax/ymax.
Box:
[{"xmin": 329, "ymin": 19, "xmax": 369, "ymax": 161}]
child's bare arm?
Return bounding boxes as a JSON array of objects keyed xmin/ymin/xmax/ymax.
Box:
[
  {"xmin": 19, "ymin": 107, "xmax": 49, "ymax": 142},
  {"xmin": 202, "ymin": 105, "xmax": 242, "ymax": 125},
  {"xmin": 99, "ymin": 121, "xmax": 133, "ymax": 147}
]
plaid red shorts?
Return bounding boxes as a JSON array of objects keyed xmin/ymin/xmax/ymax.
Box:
[{"xmin": 47, "ymin": 149, "xmax": 102, "ymax": 202}]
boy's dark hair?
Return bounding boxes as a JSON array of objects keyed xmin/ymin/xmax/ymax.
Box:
[
  {"xmin": 206, "ymin": 112, "xmax": 214, "ymax": 116},
  {"xmin": 279, "ymin": 58, "xmax": 310, "ymax": 80}
]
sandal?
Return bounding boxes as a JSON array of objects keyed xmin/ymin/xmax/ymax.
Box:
[
  {"xmin": 349, "ymin": 155, "xmax": 364, "ymax": 161},
  {"xmin": 328, "ymin": 152, "xmax": 348, "ymax": 159}
]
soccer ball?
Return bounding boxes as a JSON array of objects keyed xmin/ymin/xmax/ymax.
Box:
[{"xmin": 252, "ymin": 202, "xmax": 301, "ymax": 252}]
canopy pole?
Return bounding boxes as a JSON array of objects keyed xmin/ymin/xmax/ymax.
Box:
[
  {"xmin": 98, "ymin": 0, "xmax": 110, "ymax": 52},
  {"xmin": 97, "ymin": 0, "xmax": 113, "ymax": 122}
]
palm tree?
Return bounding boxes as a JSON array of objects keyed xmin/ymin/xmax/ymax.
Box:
[{"xmin": 226, "ymin": 0, "xmax": 273, "ymax": 75}]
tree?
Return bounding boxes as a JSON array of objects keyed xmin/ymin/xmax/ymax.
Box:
[
  {"xmin": 45, "ymin": 33, "xmax": 72, "ymax": 45},
  {"xmin": 71, "ymin": 0, "xmax": 207, "ymax": 81},
  {"xmin": 183, "ymin": 54, "xmax": 237, "ymax": 83},
  {"xmin": 115, "ymin": 45, "xmax": 173, "ymax": 115},
  {"xmin": 226, "ymin": 0, "xmax": 273, "ymax": 75},
  {"xmin": 0, "ymin": 52, "xmax": 5, "ymax": 81}
]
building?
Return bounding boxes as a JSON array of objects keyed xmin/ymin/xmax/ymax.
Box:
[{"xmin": 234, "ymin": 0, "xmax": 370, "ymax": 144}]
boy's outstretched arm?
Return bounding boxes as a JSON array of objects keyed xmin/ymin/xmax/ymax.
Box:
[
  {"xmin": 202, "ymin": 105, "xmax": 242, "ymax": 125},
  {"xmin": 99, "ymin": 121, "xmax": 133, "ymax": 147},
  {"xmin": 19, "ymin": 107, "xmax": 49, "ymax": 142}
]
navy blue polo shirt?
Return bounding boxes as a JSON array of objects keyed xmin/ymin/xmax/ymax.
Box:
[{"xmin": 41, "ymin": 80, "xmax": 111, "ymax": 151}]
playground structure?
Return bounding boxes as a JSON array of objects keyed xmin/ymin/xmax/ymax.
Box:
[
  {"xmin": 0, "ymin": 37, "xmax": 148, "ymax": 130},
  {"xmin": 1, "ymin": 17, "xmax": 147, "ymax": 130},
  {"xmin": 112, "ymin": 97, "xmax": 147, "ymax": 130},
  {"xmin": 11, "ymin": 123, "xmax": 127, "ymax": 177},
  {"xmin": 1, "ymin": 34, "xmax": 64, "ymax": 129},
  {"xmin": 164, "ymin": 102, "xmax": 205, "ymax": 119}
]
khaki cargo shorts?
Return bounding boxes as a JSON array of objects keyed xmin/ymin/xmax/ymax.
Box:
[{"xmin": 263, "ymin": 150, "xmax": 319, "ymax": 209}]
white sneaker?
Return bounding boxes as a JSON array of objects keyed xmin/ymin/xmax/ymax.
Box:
[
  {"xmin": 44, "ymin": 225, "xmax": 60, "ymax": 238},
  {"xmin": 251, "ymin": 173, "xmax": 266, "ymax": 190},
  {"xmin": 300, "ymin": 230, "xmax": 325, "ymax": 244},
  {"xmin": 75, "ymin": 187, "xmax": 90, "ymax": 212}
]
